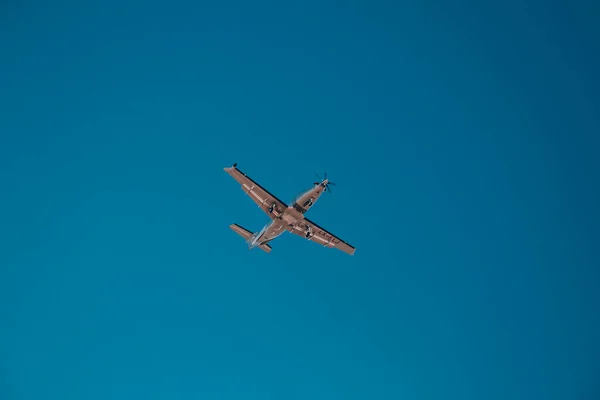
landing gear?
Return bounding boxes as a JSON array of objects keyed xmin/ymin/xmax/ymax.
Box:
[
  {"xmin": 269, "ymin": 203, "xmax": 283, "ymax": 218},
  {"xmin": 305, "ymin": 225, "xmax": 313, "ymax": 238}
]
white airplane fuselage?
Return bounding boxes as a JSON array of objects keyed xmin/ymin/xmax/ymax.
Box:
[{"xmin": 247, "ymin": 179, "xmax": 329, "ymax": 249}]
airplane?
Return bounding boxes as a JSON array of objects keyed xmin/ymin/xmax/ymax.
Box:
[{"xmin": 224, "ymin": 163, "xmax": 356, "ymax": 255}]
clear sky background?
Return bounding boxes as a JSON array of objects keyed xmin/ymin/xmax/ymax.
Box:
[{"xmin": 1, "ymin": 1, "xmax": 599, "ymax": 399}]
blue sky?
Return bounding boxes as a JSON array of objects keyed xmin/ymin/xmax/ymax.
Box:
[{"xmin": 1, "ymin": 1, "xmax": 599, "ymax": 399}]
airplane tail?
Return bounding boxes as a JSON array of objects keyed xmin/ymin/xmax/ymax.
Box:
[{"xmin": 229, "ymin": 224, "xmax": 272, "ymax": 253}]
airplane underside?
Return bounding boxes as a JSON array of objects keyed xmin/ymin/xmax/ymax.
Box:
[{"xmin": 224, "ymin": 163, "xmax": 356, "ymax": 255}]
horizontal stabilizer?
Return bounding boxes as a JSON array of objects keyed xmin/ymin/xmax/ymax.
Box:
[
  {"xmin": 229, "ymin": 223, "xmax": 253, "ymax": 240},
  {"xmin": 229, "ymin": 224, "xmax": 272, "ymax": 253},
  {"xmin": 258, "ymin": 243, "xmax": 272, "ymax": 253}
]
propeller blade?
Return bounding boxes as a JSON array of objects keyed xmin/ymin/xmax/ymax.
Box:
[
  {"xmin": 326, "ymin": 184, "xmax": 332, "ymax": 194},
  {"xmin": 328, "ymin": 182, "xmax": 336, "ymax": 186},
  {"xmin": 314, "ymin": 173, "xmax": 322, "ymax": 180},
  {"xmin": 324, "ymin": 172, "xmax": 328, "ymax": 179}
]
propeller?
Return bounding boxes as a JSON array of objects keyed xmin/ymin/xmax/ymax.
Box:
[{"xmin": 314, "ymin": 172, "xmax": 336, "ymax": 193}]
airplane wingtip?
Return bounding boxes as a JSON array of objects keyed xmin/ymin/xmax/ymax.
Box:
[{"xmin": 224, "ymin": 163, "xmax": 238, "ymax": 172}]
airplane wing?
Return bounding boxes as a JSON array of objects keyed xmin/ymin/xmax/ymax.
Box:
[
  {"xmin": 224, "ymin": 164, "xmax": 288, "ymax": 219},
  {"xmin": 289, "ymin": 218, "xmax": 356, "ymax": 255}
]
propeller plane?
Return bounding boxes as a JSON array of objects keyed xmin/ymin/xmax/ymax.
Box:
[{"xmin": 224, "ymin": 163, "xmax": 355, "ymax": 255}]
